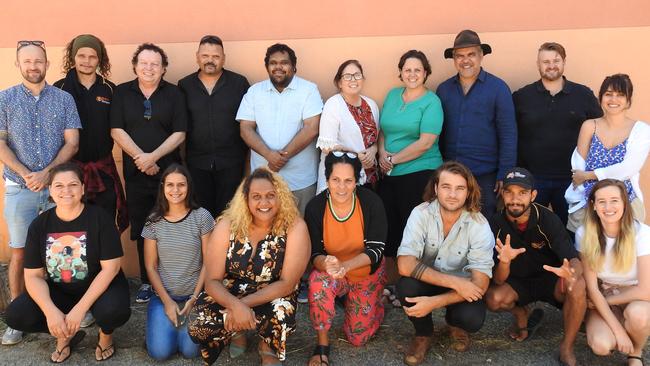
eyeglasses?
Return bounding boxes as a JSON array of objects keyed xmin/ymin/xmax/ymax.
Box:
[
  {"xmin": 331, "ymin": 151, "xmax": 358, "ymax": 159},
  {"xmin": 17, "ymin": 40, "xmax": 45, "ymax": 51},
  {"xmin": 341, "ymin": 72, "xmax": 363, "ymax": 81},
  {"xmin": 144, "ymin": 99, "xmax": 152, "ymax": 120}
]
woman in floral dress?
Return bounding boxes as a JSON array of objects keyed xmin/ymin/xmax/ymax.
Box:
[{"xmin": 188, "ymin": 167, "xmax": 310, "ymax": 365}]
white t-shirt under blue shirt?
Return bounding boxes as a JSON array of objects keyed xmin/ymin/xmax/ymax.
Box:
[
  {"xmin": 575, "ymin": 220, "xmax": 650, "ymax": 286},
  {"xmin": 236, "ymin": 76, "xmax": 323, "ymax": 191}
]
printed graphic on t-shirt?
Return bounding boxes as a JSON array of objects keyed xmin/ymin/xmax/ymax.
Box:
[{"xmin": 45, "ymin": 231, "xmax": 88, "ymax": 283}]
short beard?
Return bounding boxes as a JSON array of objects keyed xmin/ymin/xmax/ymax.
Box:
[
  {"xmin": 506, "ymin": 203, "xmax": 530, "ymax": 218},
  {"xmin": 271, "ymin": 74, "xmax": 293, "ymax": 89},
  {"xmin": 23, "ymin": 72, "xmax": 45, "ymax": 84}
]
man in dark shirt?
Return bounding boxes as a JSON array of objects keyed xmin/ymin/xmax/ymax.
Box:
[
  {"xmin": 513, "ymin": 42, "xmax": 602, "ymax": 226},
  {"xmin": 54, "ymin": 34, "xmax": 128, "ymax": 233},
  {"xmin": 437, "ymin": 30, "xmax": 517, "ymax": 218},
  {"xmin": 110, "ymin": 43, "xmax": 187, "ymax": 303},
  {"xmin": 486, "ymin": 167, "xmax": 586, "ymax": 366},
  {"xmin": 178, "ymin": 35, "xmax": 249, "ymax": 217}
]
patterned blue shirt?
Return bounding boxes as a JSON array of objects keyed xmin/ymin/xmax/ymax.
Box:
[{"xmin": 0, "ymin": 83, "xmax": 81, "ymax": 185}]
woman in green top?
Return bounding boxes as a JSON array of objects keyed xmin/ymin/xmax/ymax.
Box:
[{"xmin": 378, "ymin": 49, "xmax": 444, "ymax": 285}]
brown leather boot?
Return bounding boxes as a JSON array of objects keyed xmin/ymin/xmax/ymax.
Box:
[
  {"xmin": 449, "ymin": 326, "xmax": 471, "ymax": 352},
  {"xmin": 404, "ymin": 336, "xmax": 433, "ymax": 366}
]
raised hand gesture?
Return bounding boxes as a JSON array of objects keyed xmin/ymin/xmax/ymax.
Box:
[
  {"xmin": 543, "ymin": 258, "xmax": 577, "ymax": 291},
  {"xmin": 495, "ymin": 234, "xmax": 525, "ymax": 264}
]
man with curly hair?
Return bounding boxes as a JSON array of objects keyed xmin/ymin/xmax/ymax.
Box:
[{"xmin": 54, "ymin": 34, "xmax": 128, "ymax": 234}]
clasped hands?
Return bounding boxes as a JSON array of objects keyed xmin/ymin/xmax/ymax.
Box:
[
  {"xmin": 46, "ymin": 305, "xmax": 87, "ymax": 339},
  {"xmin": 134, "ymin": 152, "xmax": 160, "ymax": 176},
  {"xmin": 220, "ymin": 300, "xmax": 259, "ymax": 332}
]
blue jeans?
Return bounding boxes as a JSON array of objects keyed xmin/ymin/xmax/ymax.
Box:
[
  {"xmin": 534, "ymin": 178, "xmax": 570, "ymax": 227},
  {"xmin": 146, "ymin": 294, "xmax": 200, "ymax": 361},
  {"xmin": 3, "ymin": 185, "xmax": 53, "ymax": 248}
]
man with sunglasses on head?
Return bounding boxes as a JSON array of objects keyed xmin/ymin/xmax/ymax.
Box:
[
  {"xmin": 0, "ymin": 40, "xmax": 81, "ymax": 345},
  {"xmin": 237, "ymin": 43, "xmax": 323, "ymax": 215},
  {"xmin": 178, "ymin": 35, "xmax": 249, "ymax": 218},
  {"xmin": 110, "ymin": 43, "xmax": 187, "ymax": 304}
]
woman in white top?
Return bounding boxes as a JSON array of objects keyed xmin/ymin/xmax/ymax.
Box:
[
  {"xmin": 567, "ymin": 74, "xmax": 650, "ymax": 232},
  {"xmin": 316, "ymin": 60, "xmax": 380, "ymax": 193},
  {"xmin": 576, "ymin": 179, "xmax": 650, "ymax": 366}
]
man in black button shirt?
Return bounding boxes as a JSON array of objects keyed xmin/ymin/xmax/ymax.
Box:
[
  {"xmin": 178, "ymin": 35, "xmax": 249, "ymax": 217},
  {"xmin": 54, "ymin": 34, "xmax": 128, "ymax": 234},
  {"xmin": 486, "ymin": 167, "xmax": 586, "ymax": 366},
  {"xmin": 513, "ymin": 42, "xmax": 602, "ymax": 226},
  {"xmin": 110, "ymin": 43, "xmax": 187, "ymax": 303}
]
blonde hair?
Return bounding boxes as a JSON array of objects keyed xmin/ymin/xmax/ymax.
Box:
[
  {"xmin": 580, "ymin": 179, "xmax": 636, "ymax": 273},
  {"xmin": 220, "ymin": 168, "xmax": 299, "ymax": 240}
]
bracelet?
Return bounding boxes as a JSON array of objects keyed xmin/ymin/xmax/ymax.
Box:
[{"xmin": 189, "ymin": 294, "xmax": 198, "ymax": 300}]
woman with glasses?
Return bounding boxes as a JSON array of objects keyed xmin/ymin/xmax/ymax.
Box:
[
  {"xmin": 305, "ymin": 151, "xmax": 388, "ymax": 366},
  {"xmin": 5, "ymin": 163, "xmax": 131, "ymax": 363},
  {"xmin": 316, "ymin": 60, "xmax": 380, "ymax": 193},
  {"xmin": 188, "ymin": 168, "xmax": 310, "ymax": 366},
  {"xmin": 567, "ymin": 74, "xmax": 650, "ymax": 233},
  {"xmin": 142, "ymin": 164, "xmax": 214, "ymax": 361},
  {"xmin": 576, "ymin": 179, "xmax": 650, "ymax": 366},
  {"xmin": 377, "ymin": 50, "xmax": 444, "ymax": 286}
]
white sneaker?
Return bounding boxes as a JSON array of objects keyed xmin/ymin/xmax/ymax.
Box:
[
  {"xmin": 80, "ymin": 312, "xmax": 95, "ymax": 328},
  {"xmin": 1, "ymin": 327, "xmax": 23, "ymax": 345}
]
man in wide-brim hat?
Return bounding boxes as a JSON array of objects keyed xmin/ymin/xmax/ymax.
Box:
[{"xmin": 436, "ymin": 29, "xmax": 517, "ymax": 226}]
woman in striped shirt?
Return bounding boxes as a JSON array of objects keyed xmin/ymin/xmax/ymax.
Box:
[{"xmin": 142, "ymin": 163, "xmax": 215, "ymax": 361}]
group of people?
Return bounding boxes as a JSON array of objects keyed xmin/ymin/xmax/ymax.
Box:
[{"xmin": 0, "ymin": 28, "xmax": 648, "ymax": 366}]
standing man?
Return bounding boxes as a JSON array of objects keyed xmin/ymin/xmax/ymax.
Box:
[
  {"xmin": 178, "ymin": 35, "xmax": 250, "ymax": 218},
  {"xmin": 485, "ymin": 167, "xmax": 586, "ymax": 366},
  {"xmin": 237, "ymin": 43, "xmax": 323, "ymax": 215},
  {"xmin": 110, "ymin": 43, "xmax": 187, "ymax": 303},
  {"xmin": 396, "ymin": 161, "xmax": 494, "ymax": 366},
  {"xmin": 513, "ymin": 42, "xmax": 602, "ymax": 227},
  {"xmin": 54, "ymin": 34, "xmax": 128, "ymax": 232},
  {"xmin": 437, "ymin": 30, "xmax": 517, "ymax": 218},
  {"xmin": 0, "ymin": 40, "xmax": 81, "ymax": 345}
]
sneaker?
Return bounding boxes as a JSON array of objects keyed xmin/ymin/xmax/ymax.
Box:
[
  {"xmin": 80, "ymin": 311, "xmax": 95, "ymax": 328},
  {"xmin": 135, "ymin": 284, "xmax": 153, "ymax": 303},
  {"xmin": 297, "ymin": 281, "xmax": 308, "ymax": 304},
  {"xmin": 2, "ymin": 327, "xmax": 23, "ymax": 345}
]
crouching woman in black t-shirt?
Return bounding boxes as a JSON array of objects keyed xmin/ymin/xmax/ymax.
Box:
[{"xmin": 5, "ymin": 162, "xmax": 131, "ymax": 363}]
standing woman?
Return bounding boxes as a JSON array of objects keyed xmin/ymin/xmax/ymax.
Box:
[
  {"xmin": 316, "ymin": 60, "xmax": 380, "ymax": 193},
  {"xmin": 377, "ymin": 50, "xmax": 444, "ymax": 284},
  {"xmin": 142, "ymin": 163, "xmax": 214, "ymax": 361},
  {"xmin": 577, "ymin": 179, "xmax": 650, "ymax": 366},
  {"xmin": 305, "ymin": 151, "xmax": 388, "ymax": 366},
  {"xmin": 567, "ymin": 74, "xmax": 650, "ymax": 233},
  {"xmin": 5, "ymin": 163, "xmax": 130, "ymax": 363},
  {"xmin": 188, "ymin": 168, "xmax": 310, "ymax": 365}
]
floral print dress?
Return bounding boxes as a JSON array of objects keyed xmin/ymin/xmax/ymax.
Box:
[{"xmin": 188, "ymin": 233, "xmax": 297, "ymax": 365}]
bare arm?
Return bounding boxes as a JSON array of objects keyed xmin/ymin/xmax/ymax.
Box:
[
  {"xmin": 134, "ymin": 131, "xmax": 186, "ymax": 171},
  {"xmin": 281, "ymin": 115, "xmax": 320, "ymax": 158},
  {"xmin": 390, "ymin": 133, "xmax": 437, "ymax": 165},
  {"xmin": 204, "ymin": 219, "xmax": 244, "ymax": 309},
  {"xmin": 605, "ymin": 255, "xmax": 650, "ymax": 304},
  {"xmin": 576, "ymin": 119, "xmax": 595, "ymax": 160},
  {"xmin": 239, "ymin": 120, "xmax": 288, "ymax": 172},
  {"xmin": 240, "ymin": 219, "xmax": 310, "ymax": 307},
  {"xmin": 0, "ymin": 131, "xmax": 30, "ymax": 178},
  {"xmin": 23, "ymin": 128, "xmax": 79, "ymax": 191},
  {"xmin": 111, "ymin": 128, "xmax": 145, "ymax": 158}
]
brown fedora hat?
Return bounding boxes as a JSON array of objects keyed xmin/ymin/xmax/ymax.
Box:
[{"xmin": 444, "ymin": 29, "xmax": 492, "ymax": 59}]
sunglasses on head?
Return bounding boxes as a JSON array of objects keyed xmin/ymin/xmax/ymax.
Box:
[
  {"xmin": 331, "ymin": 150, "xmax": 358, "ymax": 159},
  {"xmin": 143, "ymin": 99, "xmax": 152, "ymax": 120},
  {"xmin": 17, "ymin": 40, "xmax": 45, "ymax": 51}
]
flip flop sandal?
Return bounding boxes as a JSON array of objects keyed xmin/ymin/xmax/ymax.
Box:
[
  {"xmin": 50, "ymin": 330, "xmax": 86, "ymax": 364},
  {"xmin": 95, "ymin": 332, "xmax": 116, "ymax": 362},
  {"xmin": 628, "ymin": 355, "xmax": 645, "ymax": 366},
  {"xmin": 311, "ymin": 345, "xmax": 330, "ymax": 366},
  {"xmin": 229, "ymin": 332, "xmax": 247, "ymax": 359}
]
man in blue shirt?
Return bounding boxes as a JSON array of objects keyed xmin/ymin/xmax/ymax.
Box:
[
  {"xmin": 437, "ymin": 30, "xmax": 517, "ymax": 218},
  {"xmin": 0, "ymin": 41, "xmax": 81, "ymax": 345}
]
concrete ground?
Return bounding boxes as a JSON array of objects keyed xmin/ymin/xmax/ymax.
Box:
[{"xmin": 1, "ymin": 279, "xmax": 648, "ymax": 366}]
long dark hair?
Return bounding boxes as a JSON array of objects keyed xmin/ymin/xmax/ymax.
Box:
[
  {"xmin": 146, "ymin": 164, "xmax": 199, "ymax": 224},
  {"xmin": 62, "ymin": 34, "xmax": 111, "ymax": 78}
]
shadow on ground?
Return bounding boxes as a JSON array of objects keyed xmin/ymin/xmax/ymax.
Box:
[{"xmin": 1, "ymin": 279, "xmax": 648, "ymax": 365}]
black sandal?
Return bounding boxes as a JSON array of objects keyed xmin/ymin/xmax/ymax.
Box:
[
  {"xmin": 95, "ymin": 332, "xmax": 116, "ymax": 362},
  {"xmin": 628, "ymin": 355, "xmax": 645, "ymax": 366},
  {"xmin": 50, "ymin": 330, "xmax": 86, "ymax": 363},
  {"xmin": 311, "ymin": 345, "xmax": 330, "ymax": 366}
]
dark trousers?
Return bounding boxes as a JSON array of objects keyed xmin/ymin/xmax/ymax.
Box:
[
  {"xmin": 475, "ymin": 172, "xmax": 497, "ymax": 220},
  {"xmin": 534, "ymin": 177, "xmax": 570, "ymax": 227},
  {"xmin": 125, "ymin": 175, "xmax": 158, "ymax": 284},
  {"xmin": 397, "ymin": 277, "xmax": 486, "ymax": 336},
  {"xmin": 5, "ymin": 272, "xmax": 131, "ymax": 335},
  {"xmin": 377, "ymin": 170, "xmax": 434, "ymax": 257},
  {"xmin": 189, "ymin": 164, "xmax": 244, "ymax": 218}
]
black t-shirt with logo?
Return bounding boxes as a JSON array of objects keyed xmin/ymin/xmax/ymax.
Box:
[
  {"xmin": 490, "ymin": 202, "xmax": 578, "ymax": 279},
  {"xmin": 24, "ymin": 204, "xmax": 123, "ymax": 296}
]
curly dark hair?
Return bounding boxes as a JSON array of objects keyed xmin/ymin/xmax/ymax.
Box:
[{"xmin": 61, "ymin": 35, "xmax": 111, "ymax": 78}]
